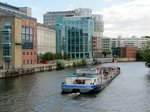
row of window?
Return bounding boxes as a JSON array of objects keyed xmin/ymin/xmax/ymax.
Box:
[
  {"xmin": 22, "ymin": 20, "xmax": 36, "ymax": 26},
  {"xmin": 23, "ymin": 59, "xmax": 36, "ymax": 65},
  {"xmin": 23, "ymin": 52, "xmax": 36, "ymax": 55},
  {"xmin": 69, "ymin": 53, "xmax": 90, "ymax": 58},
  {"xmin": 22, "ymin": 27, "xmax": 33, "ymax": 34}
]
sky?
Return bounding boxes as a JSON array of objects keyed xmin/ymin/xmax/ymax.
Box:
[{"xmin": 1, "ymin": 0, "xmax": 150, "ymax": 38}]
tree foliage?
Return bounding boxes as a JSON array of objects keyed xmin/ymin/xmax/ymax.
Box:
[
  {"xmin": 56, "ymin": 60, "xmax": 65, "ymax": 70},
  {"xmin": 136, "ymin": 50, "xmax": 145, "ymax": 61},
  {"xmin": 39, "ymin": 52, "xmax": 70, "ymax": 63},
  {"xmin": 102, "ymin": 50, "xmax": 111, "ymax": 58},
  {"xmin": 139, "ymin": 40, "xmax": 150, "ymax": 68}
]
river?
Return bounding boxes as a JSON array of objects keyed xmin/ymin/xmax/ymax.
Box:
[{"xmin": 0, "ymin": 62, "xmax": 150, "ymax": 112}]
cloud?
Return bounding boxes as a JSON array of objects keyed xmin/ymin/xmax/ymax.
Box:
[
  {"xmin": 67, "ymin": 4, "xmax": 75, "ymax": 10},
  {"xmin": 31, "ymin": 6, "xmax": 46, "ymax": 23},
  {"xmin": 95, "ymin": 0, "xmax": 150, "ymax": 37},
  {"xmin": 105, "ymin": 0, "xmax": 114, "ymax": 3}
]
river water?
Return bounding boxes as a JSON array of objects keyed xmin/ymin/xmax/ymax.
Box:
[{"xmin": 0, "ymin": 62, "xmax": 150, "ymax": 112}]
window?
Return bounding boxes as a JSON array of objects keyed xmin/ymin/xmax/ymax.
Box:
[
  {"xmin": 22, "ymin": 34, "xmax": 25, "ymax": 42},
  {"xmin": 27, "ymin": 60, "xmax": 29, "ymax": 64},
  {"xmin": 4, "ymin": 20, "xmax": 11, "ymax": 29},
  {"xmin": 23, "ymin": 52, "xmax": 25, "ymax": 55},
  {"xmin": 3, "ymin": 46, "xmax": 11, "ymax": 55},
  {"xmin": 29, "ymin": 35, "xmax": 33, "ymax": 42},
  {"xmin": 22, "ymin": 27, "xmax": 25, "ymax": 33},
  {"xmin": 26, "ymin": 35, "xmax": 30, "ymax": 41},
  {"xmin": 30, "ymin": 28, "xmax": 33, "ymax": 34},
  {"xmin": 27, "ymin": 52, "xmax": 29, "ymax": 55},
  {"xmin": 26, "ymin": 27, "xmax": 29, "ymax": 34},
  {"xmin": 31, "ymin": 52, "xmax": 32, "ymax": 55},
  {"xmin": 22, "ymin": 26, "xmax": 33, "ymax": 49}
]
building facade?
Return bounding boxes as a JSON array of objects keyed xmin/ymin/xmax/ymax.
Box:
[
  {"xmin": 0, "ymin": 15, "xmax": 22, "ymax": 69},
  {"xmin": 22, "ymin": 18, "xmax": 37, "ymax": 65},
  {"xmin": 0, "ymin": 2, "xmax": 37, "ymax": 69},
  {"xmin": 112, "ymin": 47, "xmax": 137, "ymax": 58},
  {"xmin": 0, "ymin": 2, "xmax": 32, "ymax": 16},
  {"xmin": 92, "ymin": 14, "xmax": 104, "ymax": 58},
  {"xmin": 102, "ymin": 37, "xmax": 112, "ymax": 53},
  {"xmin": 55, "ymin": 16, "xmax": 94, "ymax": 59},
  {"xmin": 111, "ymin": 37, "xmax": 150, "ymax": 49},
  {"xmin": 37, "ymin": 23, "xmax": 56, "ymax": 54},
  {"xmin": 45, "ymin": 8, "xmax": 104, "ymax": 59},
  {"xmin": 44, "ymin": 11, "xmax": 75, "ymax": 26},
  {"xmin": 92, "ymin": 36, "xmax": 102, "ymax": 58}
]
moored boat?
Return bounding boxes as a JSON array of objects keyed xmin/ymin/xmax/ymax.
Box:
[{"xmin": 61, "ymin": 66, "xmax": 120, "ymax": 93}]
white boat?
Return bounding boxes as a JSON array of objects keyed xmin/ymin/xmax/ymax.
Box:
[{"xmin": 61, "ymin": 66, "xmax": 120, "ymax": 93}]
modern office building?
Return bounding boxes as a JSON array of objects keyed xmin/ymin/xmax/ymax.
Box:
[
  {"xmin": 75, "ymin": 8, "xmax": 92, "ymax": 16},
  {"xmin": 92, "ymin": 14, "xmax": 104, "ymax": 37},
  {"xmin": 44, "ymin": 10, "xmax": 75, "ymax": 26},
  {"xmin": 0, "ymin": 2, "xmax": 32, "ymax": 16},
  {"xmin": 92, "ymin": 14, "xmax": 104, "ymax": 58},
  {"xmin": 0, "ymin": 15, "xmax": 22, "ymax": 69},
  {"xmin": 44, "ymin": 8, "xmax": 104, "ymax": 32},
  {"xmin": 44, "ymin": 8, "xmax": 93, "ymax": 26},
  {"xmin": 111, "ymin": 36, "xmax": 150, "ymax": 49},
  {"xmin": 55, "ymin": 16, "xmax": 94, "ymax": 59},
  {"xmin": 45, "ymin": 8, "xmax": 104, "ymax": 59},
  {"xmin": 37, "ymin": 23, "xmax": 56, "ymax": 54}
]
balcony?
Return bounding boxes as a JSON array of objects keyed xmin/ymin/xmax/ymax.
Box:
[
  {"xmin": 3, "ymin": 55, "xmax": 11, "ymax": 60},
  {"xmin": 2, "ymin": 40, "xmax": 12, "ymax": 45},
  {"xmin": 1, "ymin": 28, "xmax": 12, "ymax": 45},
  {"xmin": 15, "ymin": 40, "xmax": 22, "ymax": 45},
  {"xmin": 3, "ymin": 46, "xmax": 11, "ymax": 60},
  {"xmin": 1, "ymin": 28, "xmax": 11, "ymax": 33}
]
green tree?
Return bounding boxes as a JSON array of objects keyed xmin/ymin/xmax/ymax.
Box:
[
  {"xmin": 63, "ymin": 53, "xmax": 68, "ymax": 60},
  {"xmin": 142, "ymin": 40, "xmax": 150, "ymax": 68},
  {"xmin": 56, "ymin": 60, "xmax": 65, "ymax": 70},
  {"xmin": 41, "ymin": 52, "xmax": 51, "ymax": 62},
  {"xmin": 102, "ymin": 50, "xmax": 111, "ymax": 58},
  {"xmin": 55, "ymin": 53, "xmax": 62, "ymax": 59},
  {"xmin": 81, "ymin": 58, "xmax": 87, "ymax": 66},
  {"xmin": 136, "ymin": 50, "xmax": 145, "ymax": 61}
]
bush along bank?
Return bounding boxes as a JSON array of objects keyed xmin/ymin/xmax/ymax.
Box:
[
  {"xmin": 72, "ymin": 59, "xmax": 87, "ymax": 67},
  {"xmin": 57, "ymin": 59, "xmax": 87, "ymax": 70}
]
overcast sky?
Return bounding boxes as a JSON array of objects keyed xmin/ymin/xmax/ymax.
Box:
[{"xmin": 1, "ymin": 0, "xmax": 150, "ymax": 38}]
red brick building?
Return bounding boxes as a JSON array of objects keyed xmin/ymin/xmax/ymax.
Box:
[
  {"xmin": 122, "ymin": 47, "xmax": 137, "ymax": 58},
  {"xmin": 92, "ymin": 37, "xmax": 103, "ymax": 58},
  {"xmin": 22, "ymin": 18, "xmax": 37, "ymax": 65}
]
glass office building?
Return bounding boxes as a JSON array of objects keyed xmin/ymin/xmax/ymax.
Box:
[{"xmin": 55, "ymin": 16, "xmax": 94, "ymax": 59}]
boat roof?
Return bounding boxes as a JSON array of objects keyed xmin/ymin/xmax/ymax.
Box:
[{"xmin": 67, "ymin": 73, "xmax": 99, "ymax": 78}]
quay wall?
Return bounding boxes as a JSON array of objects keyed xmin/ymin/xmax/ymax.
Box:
[
  {"xmin": 114, "ymin": 58, "xmax": 136, "ymax": 62},
  {"xmin": 0, "ymin": 64, "xmax": 57, "ymax": 79}
]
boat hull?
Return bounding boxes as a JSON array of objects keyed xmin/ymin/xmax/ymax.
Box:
[{"xmin": 61, "ymin": 80, "xmax": 108, "ymax": 93}]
